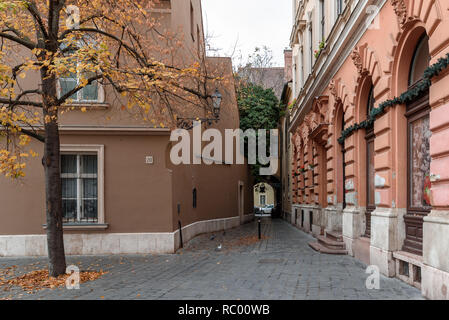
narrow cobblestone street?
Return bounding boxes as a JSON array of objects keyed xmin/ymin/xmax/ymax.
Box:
[{"xmin": 0, "ymin": 219, "xmax": 422, "ymax": 300}]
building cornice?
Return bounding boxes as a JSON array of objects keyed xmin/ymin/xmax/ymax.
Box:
[
  {"xmin": 289, "ymin": 0, "xmax": 387, "ymax": 132},
  {"xmin": 290, "ymin": 1, "xmax": 307, "ymax": 45},
  {"xmin": 15, "ymin": 125, "xmax": 172, "ymax": 136},
  {"xmin": 59, "ymin": 126, "xmax": 172, "ymax": 135}
]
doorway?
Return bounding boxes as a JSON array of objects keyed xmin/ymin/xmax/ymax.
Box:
[
  {"xmin": 402, "ymin": 33, "xmax": 431, "ymax": 256},
  {"xmin": 403, "ymin": 89, "xmax": 431, "ymax": 255},
  {"xmin": 365, "ymin": 84, "xmax": 376, "ymax": 238}
]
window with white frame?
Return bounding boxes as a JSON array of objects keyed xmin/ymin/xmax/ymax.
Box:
[
  {"xmin": 319, "ymin": 0, "xmax": 325, "ymax": 42},
  {"xmin": 61, "ymin": 145, "xmax": 104, "ymax": 224},
  {"xmin": 336, "ymin": 0, "xmax": 343, "ymax": 15},
  {"xmin": 59, "ymin": 71, "xmax": 99, "ymax": 102},
  {"xmin": 309, "ymin": 22, "xmax": 313, "ymax": 71},
  {"xmin": 58, "ymin": 39, "xmax": 104, "ymax": 103}
]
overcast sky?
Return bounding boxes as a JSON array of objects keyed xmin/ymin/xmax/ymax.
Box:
[{"xmin": 201, "ymin": 0, "xmax": 293, "ymax": 67}]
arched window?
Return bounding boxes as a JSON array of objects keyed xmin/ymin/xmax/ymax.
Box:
[
  {"xmin": 403, "ymin": 33, "xmax": 431, "ymax": 256},
  {"xmin": 335, "ymin": 103, "xmax": 345, "ymax": 208},
  {"xmin": 364, "ymin": 83, "xmax": 375, "ymax": 238},
  {"xmin": 408, "ymin": 34, "xmax": 430, "ymax": 86},
  {"xmin": 341, "ymin": 111, "xmax": 346, "ymax": 210},
  {"xmin": 367, "ymin": 85, "xmax": 375, "ymax": 116}
]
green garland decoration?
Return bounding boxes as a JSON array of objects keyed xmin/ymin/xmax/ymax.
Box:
[{"xmin": 337, "ymin": 52, "xmax": 449, "ymax": 145}]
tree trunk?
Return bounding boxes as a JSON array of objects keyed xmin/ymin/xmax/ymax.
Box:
[
  {"xmin": 44, "ymin": 120, "xmax": 66, "ymax": 277},
  {"xmin": 42, "ymin": 69, "xmax": 67, "ymax": 277}
]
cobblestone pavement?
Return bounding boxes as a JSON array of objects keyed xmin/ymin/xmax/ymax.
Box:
[{"xmin": 0, "ymin": 218, "xmax": 423, "ymax": 300}]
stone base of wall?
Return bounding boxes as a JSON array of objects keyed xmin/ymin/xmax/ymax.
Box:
[
  {"xmin": 393, "ymin": 251, "xmax": 424, "ymax": 290},
  {"xmin": 343, "ymin": 235, "xmax": 354, "ymax": 256},
  {"xmin": 0, "ymin": 233, "xmax": 176, "ymax": 257},
  {"xmin": 369, "ymin": 207, "xmax": 405, "ymax": 277},
  {"xmin": 370, "ymin": 245, "xmax": 395, "ymax": 277},
  {"xmin": 0, "ymin": 215, "xmax": 248, "ymax": 257},
  {"xmin": 311, "ymin": 224, "xmax": 322, "ymax": 237},
  {"xmin": 324, "ymin": 205, "xmax": 343, "ymax": 232},
  {"xmin": 422, "ymin": 264, "xmax": 449, "ymax": 300},
  {"xmin": 282, "ymin": 211, "xmax": 292, "ymax": 223},
  {"xmin": 342, "ymin": 206, "xmax": 364, "ymax": 256},
  {"xmin": 173, "ymin": 215, "xmax": 245, "ymax": 251},
  {"xmin": 352, "ymin": 237, "xmax": 371, "ymax": 266},
  {"xmin": 292, "ymin": 204, "xmax": 322, "ymax": 233},
  {"xmin": 421, "ymin": 210, "xmax": 449, "ymax": 300},
  {"xmin": 291, "ymin": 207, "xmax": 298, "ymax": 225}
]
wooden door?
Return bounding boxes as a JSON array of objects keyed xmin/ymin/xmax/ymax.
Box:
[
  {"xmin": 403, "ymin": 91, "xmax": 431, "ymax": 255},
  {"xmin": 364, "ymin": 129, "xmax": 376, "ymax": 238},
  {"xmin": 364, "ymin": 85, "xmax": 376, "ymax": 238}
]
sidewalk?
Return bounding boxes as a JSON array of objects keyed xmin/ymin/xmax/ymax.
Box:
[{"xmin": 0, "ymin": 218, "xmax": 422, "ymax": 300}]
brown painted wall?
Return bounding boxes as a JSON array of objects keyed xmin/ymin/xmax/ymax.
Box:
[
  {"xmin": 0, "ymin": 0, "xmax": 253, "ymax": 237},
  {"xmin": 0, "ymin": 133, "xmax": 174, "ymax": 235},
  {"xmin": 168, "ymin": 57, "xmax": 254, "ymax": 231}
]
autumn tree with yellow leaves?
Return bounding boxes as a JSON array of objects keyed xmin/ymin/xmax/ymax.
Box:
[{"xmin": 0, "ymin": 0, "xmax": 218, "ymax": 276}]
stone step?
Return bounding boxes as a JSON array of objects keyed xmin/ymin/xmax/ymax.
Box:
[
  {"xmin": 325, "ymin": 230, "xmax": 343, "ymax": 242},
  {"xmin": 317, "ymin": 235, "xmax": 346, "ymax": 250},
  {"xmin": 308, "ymin": 241, "xmax": 348, "ymax": 255}
]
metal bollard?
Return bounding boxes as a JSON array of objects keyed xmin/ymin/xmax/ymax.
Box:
[
  {"xmin": 258, "ymin": 218, "xmax": 261, "ymax": 240},
  {"xmin": 178, "ymin": 220, "xmax": 183, "ymax": 249}
]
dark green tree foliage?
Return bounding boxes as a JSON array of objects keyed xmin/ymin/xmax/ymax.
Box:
[{"xmin": 237, "ymin": 83, "xmax": 280, "ymax": 181}]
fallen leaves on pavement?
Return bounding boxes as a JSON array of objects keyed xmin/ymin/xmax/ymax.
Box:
[
  {"xmin": 0, "ymin": 268, "xmax": 107, "ymax": 293},
  {"xmin": 227, "ymin": 235, "xmax": 270, "ymax": 248},
  {"xmin": 181, "ymin": 233, "xmax": 270, "ymax": 253}
]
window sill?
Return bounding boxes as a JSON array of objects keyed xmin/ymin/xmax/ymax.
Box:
[
  {"xmin": 42, "ymin": 223, "xmax": 109, "ymax": 231},
  {"xmin": 150, "ymin": 8, "xmax": 172, "ymax": 14},
  {"xmin": 62, "ymin": 102, "xmax": 110, "ymax": 110}
]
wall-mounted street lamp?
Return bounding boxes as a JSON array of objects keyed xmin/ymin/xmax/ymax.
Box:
[
  {"xmin": 176, "ymin": 89, "xmax": 222, "ymax": 130},
  {"xmin": 212, "ymin": 88, "xmax": 222, "ymax": 118}
]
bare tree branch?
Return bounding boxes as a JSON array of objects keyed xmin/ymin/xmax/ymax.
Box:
[
  {"xmin": 0, "ymin": 122, "xmax": 45, "ymax": 143},
  {"xmin": 0, "ymin": 32, "xmax": 37, "ymax": 50},
  {"xmin": 0, "ymin": 97, "xmax": 43, "ymax": 107},
  {"xmin": 57, "ymin": 74, "xmax": 103, "ymax": 105},
  {"xmin": 59, "ymin": 27, "xmax": 147, "ymax": 66},
  {"xmin": 25, "ymin": 1, "xmax": 49, "ymax": 40},
  {"xmin": 20, "ymin": 127, "xmax": 45, "ymax": 142}
]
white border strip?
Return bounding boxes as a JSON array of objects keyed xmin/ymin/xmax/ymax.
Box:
[{"xmin": 0, "ymin": 214, "xmax": 255, "ymax": 257}]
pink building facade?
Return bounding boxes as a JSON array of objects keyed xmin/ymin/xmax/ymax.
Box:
[{"xmin": 287, "ymin": 0, "xmax": 449, "ymax": 299}]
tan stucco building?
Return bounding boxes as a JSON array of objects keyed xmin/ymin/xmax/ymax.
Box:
[{"xmin": 0, "ymin": 0, "xmax": 253, "ymax": 256}]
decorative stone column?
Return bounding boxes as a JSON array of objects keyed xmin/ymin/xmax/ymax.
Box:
[
  {"xmin": 370, "ymin": 207, "xmax": 404, "ymax": 277},
  {"xmin": 342, "ymin": 206, "xmax": 364, "ymax": 256}
]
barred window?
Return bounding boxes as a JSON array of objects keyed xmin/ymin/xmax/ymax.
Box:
[
  {"xmin": 61, "ymin": 154, "xmax": 98, "ymax": 223},
  {"xmin": 58, "ymin": 38, "xmax": 102, "ymax": 103}
]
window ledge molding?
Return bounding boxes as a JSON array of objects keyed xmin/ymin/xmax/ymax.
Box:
[
  {"xmin": 61, "ymin": 102, "xmax": 110, "ymax": 109},
  {"xmin": 150, "ymin": 9, "xmax": 171, "ymax": 14},
  {"xmin": 42, "ymin": 223, "xmax": 109, "ymax": 231}
]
